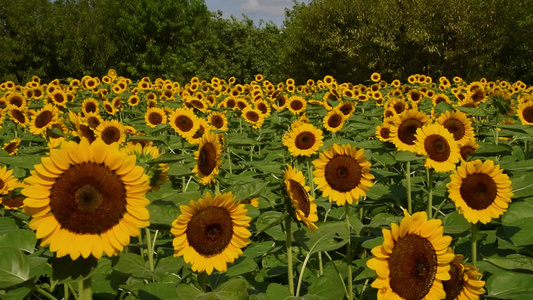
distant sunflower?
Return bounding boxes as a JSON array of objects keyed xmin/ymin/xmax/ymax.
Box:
[
  {"xmin": 337, "ymin": 101, "xmax": 356, "ymax": 118},
  {"xmin": 437, "ymin": 111, "xmax": 474, "ymax": 146},
  {"xmin": 0, "ymin": 165, "xmax": 18, "ymax": 195},
  {"xmin": 95, "ymin": 119, "xmax": 126, "ymax": 145},
  {"xmin": 169, "ymin": 108, "xmax": 200, "ymax": 139},
  {"xmin": 459, "ymin": 138, "xmax": 479, "ymax": 161},
  {"xmin": 242, "ymin": 107, "xmax": 264, "ymax": 129},
  {"xmin": 102, "ymin": 100, "xmax": 118, "ymax": 116},
  {"xmin": 371, "ymin": 72, "xmax": 381, "ymax": 82},
  {"xmin": 82, "ymin": 98, "xmax": 99, "ymax": 115},
  {"xmin": 282, "ymin": 123, "xmax": 323, "ymax": 157},
  {"xmin": 517, "ymin": 99, "xmax": 533, "ymax": 125},
  {"xmin": 49, "ymin": 90, "xmax": 68, "ymax": 107},
  {"xmin": 376, "ymin": 121, "xmax": 393, "ymax": 142},
  {"xmin": 207, "ymin": 112, "xmax": 228, "ymax": 131},
  {"xmin": 144, "ymin": 107, "xmax": 167, "ymax": 128},
  {"xmin": 3, "ymin": 138, "xmax": 21, "ymax": 155},
  {"xmin": 367, "ymin": 210, "xmax": 454, "ymax": 300},
  {"xmin": 323, "ymin": 108, "xmax": 346, "ymax": 133},
  {"xmin": 8, "ymin": 106, "xmax": 29, "ymax": 127},
  {"xmin": 283, "ymin": 165, "xmax": 318, "ymax": 231},
  {"xmin": 29, "ymin": 104, "xmax": 59, "ymax": 136},
  {"xmin": 171, "ymin": 192, "xmax": 251, "ymax": 274},
  {"xmin": 22, "ymin": 138, "xmax": 150, "ymax": 259},
  {"xmin": 128, "ymin": 95, "xmax": 141, "ymax": 107},
  {"xmin": 432, "ymin": 94, "xmax": 452, "ymax": 107},
  {"xmin": 313, "ymin": 144, "xmax": 374, "ymax": 206},
  {"xmin": 447, "ymin": 159, "xmax": 513, "ymax": 224},
  {"xmin": 390, "ymin": 109, "xmax": 431, "ymax": 152},
  {"xmin": 287, "ymin": 95, "xmax": 307, "ymax": 115},
  {"xmin": 443, "ymin": 254, "xmax": 486, "ymax": 300},
  {"xmin": 414, "ymin": 124, "xmax": 460, "ymax": 173},
  {"xmin": 6, "ymin": 92, "xmax": 26, "ymax": 108},
  {"xmin": 84, "ymin": 112, "xmax": 104, "ymax": 130},
  {"xmin": 192, "ymin": 132, "xmax": 223, "ymax": 185}
]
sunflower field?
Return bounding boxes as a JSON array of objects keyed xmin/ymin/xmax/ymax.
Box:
[{"xmin": 0, "ymin": 71, "xmax": 532, "ymax": 300}]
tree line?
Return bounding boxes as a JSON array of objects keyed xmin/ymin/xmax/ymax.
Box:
[{"xmin": 1, "ymin": 0, "xmax": 532, "ymax": 85}]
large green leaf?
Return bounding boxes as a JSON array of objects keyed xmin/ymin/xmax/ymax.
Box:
[
  {"xmin": 502, "ymin": 200, "xmax": 533, "ymax": 246},
  {"xmin": 138, "ymin": 282, "xmax": 180, "ymax": 300},
  {"xmin": 147, "ymin": 203, "xmax": 181, "ymax": 227},
  {"xmin": 112, "ymin": 253, "xmax": 153, "ymax": 280},
  {"xmin": 0, "ymin": 229, "xmax": 37, "ymax": 253},
  {"xmin": 486, "ymin": 270, "xmax": 533, "ymax": 299},
  {"xmin": 442, "ymin": 211, "xmax": 471, "ymax": 234},
  {"xmin": 0, "ymin": 246, "xmax": 30, "ymax": 289},
  {"xmin": 50, "ymin": 255, "xmax": 98, "ymax": 284},
  {"xmin": 225, "ymin": 256, "xmax": 257, "ymax": 277},
  {"xmin": 255, "ymin": 211, "xmax": 285, "ymax": 235},
  {"xmin": 510, "ymin": 172, "xmax": 533, "ymax": 198},
  {"xmin": 294, "ymin": 221, "xmax": 349, "ymax": 255},
  {"xmin": 485, "ymin": 254, "xmax": 533, "ymax": 272}
]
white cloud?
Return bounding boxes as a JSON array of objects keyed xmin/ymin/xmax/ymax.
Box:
[{"xmin": 241, "ymin": 0, "xmax": 294, "ymax": 16}]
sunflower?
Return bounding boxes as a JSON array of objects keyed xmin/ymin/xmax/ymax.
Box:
[
  {"xmin": 84, "ymin": 111, "xmax": 104, "ymax": 130},
  {"xmin": 366, "ymin": 210, "xmax": 454, "ymax": 300},
  {"xmin": 3, "ymin": 138, "xmax": 21, "ymax": 155},
  {"xmin": 8, "ymin": 106, "xmax": 29, "ymax": 127},
  {"xmin": 192, "ymin": 132, "xmax": 223, "ymax": 185},
  {"xmin": 128, "ymin": 95, "xmax": 141, "ymax": 107},
  {"xmin": 459, "ymin": 138, "xmax": 479, "ymax": 161},
  {"xmin": 207, "ymin": 112, "xmax": 228, "ymax": 131},
  {"xmin": 287, "ymin": 95, "xmax": 307, "ymax": 115},
  {"xmin": 414, "ymin": 124, "xmax": 460, "ymax": 173},
  {"xmin": 323, "ymin": 108, "xmax": 346, "ymax": 133},
  {"xmin": 283, "ymin": 165, "xmax": 318, "ymax": 231},
  {"xmin": 170, "ymin": 192, "xmax": 251, "ymax": 274},
  {"xmin": 102, "ymin": 100, "xmax": 118, "ymax": 116},
  {"xmin": 22, "ymin": 138, "xmax": 150, "ymax": 259},
  {"xmin": 282, "ymin": 123, "xmax": 323, "ymax": 157},
  {"xmin": 29, "ymin": 104, "xmax": 59, "ymax": 136},
  {"xmin": 517, "ymin": 99, "xmax": 533, "ymax": 125},
  {"xmin": 82, "ymin": 98, "xmax": 99, "ymax": 115},
  {"xmin": 121, "ymin": 143, "xmax": 169, "ymax": 191},
  {"xmin": 95, "ymin": 119, "xmax": 126, "ymax": 145},
  {"xmin": 337, "ymin": 101, "xmax": 356, "ymax": 118},
  {"xmin": 390, "ymin": 109, "xmax": 431, "ymax": 152},
  {"xmin": 169, "ymin": 108, "xmax": 200, "ymax": 140},
  {"xmin": 6, "ymin": 92, "xmax": 26, "ymax": 108},
  {"xmin": 371, "ymin": 72, "xmax": 381, "ymax": 82},
  {"xmin": 48, "ymin": 90, "xmax": 68, "ymax": 107},
  {"xmin": 376, "ymin": 121, "xmax": 393, "ymax": 142},
  {"xmin": 144, "ymin": 107, "xmax": 167, "ymax": 128},
  {"xmin": 313, "ymin": 144, "xmax": 374, "ymax": 206},
  {"xmin": 0, "ymin": 165, "xmax": 18, "ymax": 195},
  {"xmin": 242, "ymin": 107, "xmax": 264, "ymax": 129},
  {"xmin": 437, "ymin": 111, "xmax": 475, "ymax": 146},
  {"xmin": 443, "ymin": 254, "xmax": 486, "ymax": 300},
  {"xmin": 447, "ymin": 159, "xmax": 513, "ymax": 224}
]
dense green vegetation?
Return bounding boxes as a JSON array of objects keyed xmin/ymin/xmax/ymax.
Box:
[{"xmin": 1, "ymin": 0, "xmax": 532, "ymax": 84}]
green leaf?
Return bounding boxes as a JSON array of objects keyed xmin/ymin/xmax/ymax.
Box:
[
  {"xmin": 0, "ymin": 155, "xmax": 42, "ymax": 169},
  {"xmin": 486, "ymin": 270, "xmax": 533, "ymax": 299},
  {"xmin": 226, "ymin": 256, "xmax": 257, "ymax": 277},
  {"xmin": 112, "ymin": 253, "xmax": 153, "ymax": 280},
  {"xmin": 307, "ymin": 265, "xmax": 346, "ymax": 300},
  {"xmin": 485, "ymin": 255, "xmax": 533, "ymax": 272},
  {"xmin": 147, "ymin": 203, "xmax": 181, "ymax": 227},
  {"xmin": 255, "ymin": 211, "xmax": 285, "ymax": 235},
  {"xmin": 394, "ymin": 151, "xmax": 424, "ymax": 162},
  {"xmin": 243, "ymin": 241, "xmax": 279, "ymax": 258},
  {"xmin": 265, "ymin": 283, "xmax": 291, "ymax": 300},
  {"xmin": 473, "ymin": 143, "xmax": 513, "ymax": 155},
  {"xmin": 367, "ymin": 213, "xmax": 403, "ymax": 228},
  {"xmin": 50, "ymin": 256, "xmax": 98, "ymax": 284},
  {"xmin": 0, "ymin": 229, "xmax": 37, "ymax": 254},
  {"xmin": 92, "ymin": 257, "xmax": 126, "ymax": 296},
  {"xmin": 502, "ymin": 201, "xmax": 533, "ymax": 246},
  {"xmin": 138, "ymin": 282, "xmax": 180, "ymax": 300},
  {"xmin": 434, "ymin": 101, "xmax": 454, "ymax": 115},
  {"xmin": 0, "ymin": 246, "xmax": 30, "ymax": 289},
  {"xmin": 0, "ymin": 217, "xmax": 18, "ymax": 234},
  {"xmin": 502, "ymin": 159, "xmax": 533, "ymax": 172},
  {"xmin": 154, "ymin": 256, "xmax": 184, "ymax": 279},
  {"xmin": 442, "ymin": 211, "xmax": 471, "ymax": 234},
  {"xmin": 455, "ymin": 106, "xmax": 488, "ymax": 116},
  {"xmin": 294, "ymin": 221, "xmax": 349, "ymax": 255},
  {"xmin": 207, "ymin": 277, "xmax": 249, "ymax": 300},
  {"xmin": 176, "ymin": 283, "xmax": 203, "ymax": 299},
  {"xmin": 510, "ymin": 173, "xmax": 533, "ymax": 198}
]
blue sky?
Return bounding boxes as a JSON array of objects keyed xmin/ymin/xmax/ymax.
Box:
[{"xmin": 204, "ymin": 0, "xmax": 299, "ymax": 27}]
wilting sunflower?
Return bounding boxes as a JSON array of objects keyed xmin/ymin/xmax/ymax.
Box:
[
  {"xmin": 95, "ymin": 119, "xmax": 126, "ymax": 145},
  {"xmin": 459, "ymin": 138, "xmax": 479, "ymax": 161},
  {"xmin": 323, "ymin": 108, "xmax": 346, "ymax": 133},
  {"xmin": 81, "ymin": 98, "xmax": 99, "ymax": 115},
  {"xmin": 283, "ymin": 165, "xmax": 318, "ymax": 231},
  {"xmin": 447, "ymin": 159, "xmax": 513, "ymax": 224},
  {"xmin": 22, "ymin": 138, "xmax": 150, "ymax": 259},
  {"xmin": 282, "ymin": 123, "xmax": 323, "ymax": 157},
  {"xmin": 287, "ymin": 95, "xmax": 307, "ymax": 115},
  {"xmin": 366, "ymin": 210, "xmax": 454, "ymax": 300},
  {"xmin": 144, "ymin": 107, "xmax": 167, "ymax": 128},
  {"xmin": 517, "ymin": 99, "xmax": 533, "ymax": 125},
  {"xmin": 313, "ymin": 144, "xmax": 374, "ymax": 205},
  {"xmin": 169, "ymin": 108, "xmax": 200, "ymax": 140},
  {"xmin": 29, "ymin": 104, "xmax": 60, "ymax": 136},
  {"xmin": 192, "ymin": 132, "xmax": 223, "ymax": 185},
  {"xmin": 171, "ymin": 192, "xmax": 251, "ymax": 274},
  {"xmin": 207, "ymin": 112, "xmax": 228, "ymax": 131},
  {"xmin": 443, "ymin": 254, "xmax": 486, "ymax": 300},
  {"xmin": 3, "ymin": 138, "xmax": 21, "ymax": 155},
  {"xmin": 242, "ymin": 107, "xmax": 264, "ymax": 129},
  {"xmin": 390, "ymin": 109, "xmax": 431, "ymax": 152},
  {"xmin": 414, "ymin": 123, "xmax": 460, "ymax": 173},
  {"xmin": 437, "ymin": 111, "xmax": 475, "ymax": 146}
]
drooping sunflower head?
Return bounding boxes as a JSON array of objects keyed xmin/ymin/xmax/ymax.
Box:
[
  {"xmin": 443, "ymin": 254, "xmax": 486, "ymax": 300},
  {"xmin": 22, "ymin": 138, "xmax": 151, "ymax": 259},
  {"xmin": 437, "ymin": 110, "xmax": 475, "ymax": 146},
  {"xmin": 192, "ymin": 132, "xmax": 223, "ymax": 185},
  {"xmin": 282, "ymin": 123, "xmax": 324, "ymax": 157},
  {"xmin": 0, "ymin": 165, "xmax": 18, "ymax": 196},
  {"xmin": 121, "ymin": 142, "xmax": 168, "ymax": 191},
  {"xmin": 447, "ymin": 159, "xmax": 513, "ymax": 224},
  {"xmin": 170, "ymin": 192, "xmax": 251, "ymax": 275},
  {"xmin": 283, "ymin": 165, "xmax": 318, "ymax": 231},
  {"xmin": 367, "ymin": 210, "xmax": 455, "ymax": 300},
  {"xmin": 390, "ymin": 109, "xmax": 431, "ymax": 152},
  {"xmin": 2, "ymin": 138, "xmax": 21, "ymax": 156},
  {"xmin": 414, "ymin": 123, "xmax": 460, "ymax": 173},
  {"xmin": 8, "ymin": 106, "xmax": 28, "ymax": 127},
  {"xmin": 313, "ymin": 144, "xmax": 374, "ymax": 206}
]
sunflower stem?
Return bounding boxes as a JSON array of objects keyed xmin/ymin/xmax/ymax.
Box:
[
  {"xmin": 286, "ymin": 214, "xmax": 295, "ymax": 296},
  {"xmin": 145, "ymin": 228, "xmax": 155, "ymax": 272},
  {"xmin": 494, "ymin": 126, "xmax": 499, "ymax": 145},
  {"xmin": 306, "ymin": 158, "xmax": 323, "ymax": 276},
  {"xmin": 432, "ymin": 198, "xmax": 447, "ymax": 219},
  {"xmin": 78, "ymin": 276, "xmax": 92, "ymax": 300},
  {"xmin": 227, "ymin": 147, "xmax": 233, "ymax": 174},
  {"xmin": 406, "ymin": 161, "xmax": 412, "ymax": 214},
  {"xmin": 323, "ymin": 251, "xmax": 349, "ymax": 297},
  {"xmin": 64, "ymin": 283, "xmax": 69, "ymax": 300},
  {"xmin": 345, "ymin": 204, "xmax": 353, "ymax": 300},
  {"xmin": 199, "ymin": 271, "xmax": 207, "ymax": 293},
  {"xmin": 33, "ymin": 285, "xmax": 58, "ymax": 300},
  {"xmin": 471, "ymin": 223, "xmax": 478, "ymax": 266},
  {"xmin": 525, "ymin": 140, "xmax": 530, "ymax": 159},
  {"xmin": 427, "ymin": 168, "xmax": 433, "ymax": 218}
]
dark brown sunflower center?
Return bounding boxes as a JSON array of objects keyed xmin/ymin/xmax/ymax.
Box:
[
  {"xmin": 53, "ymin": 93, "xmax": 65, "ymax": 103},
  {"xmin": 411, "ymin": 92, "xmax": 421, "ymax": 102},
  {"xmin": 104, "ymin": 104, "xmax": 113, "ymax": 112},
  {"xmin": 459, "ymin": 173, "xmax": 497, "ymax": 210},
  {"xmin": 12, "ymin": 109, "xmax": 26, "ymax": 124},
  {"xmin": 10, "ymin": 96, "xmax": 23, "ymax": 107},
  {"xmin": 288, "ymin": 179, "xmax": 310, "ymax": 217},
  {"xmin": 226, "ymin": 99, "xmax": 236, "ymax": 108},
  {"xmin": 130, "ymin": 97, "xmax": 139, "ymax": 104},
  {"xmin": 389, "ymin": 234, "xmax": 437, "ymax": 300},
  {"xmin": 101, "ymin": 126, "xmax": 121, "ymax": 144},
  {"xmin": 87, "ymin": 117, "xmax": 100, "ymax": 129},
  {"xmin": 0, "ymin": 179, "xmax": 4, "ymax": 189},
  {"xmin": 2, "ymin": 196, "xmax": 24, "ymax": 208},
  {"xmin": 148, "ymin": 112, "xmax": 163, "ymax": 125},
  {"xmin": 460, "ymin": 145, "xmax": 475, "ymax": 161},
  {"xmin": 398, "ymin": 118, "xmax": 423, "ymax": 145},
  {"xmin": 35, "ymin": 111, "xmax": 53, "ymax": 128},
  {"xmin": 198, "ymin": 142, "xmax": 217, "ymax": 176},
  {"xmin": 295, "ymin": 131, "xmax": 316, "ymax": 150},
  {"xmin": 186, "ymin": 206, "xmax": 233, "ymax": 256},
  {"xmin": 278, "ymin": 96, "xmax": 287, "ymax": 107},
  {"xmin": 443, "ymin": 119, "xmax": 466, "ymax": 141},
  {"xmin": 257, "ymin": 103, "xmax": 268, "ymax": 114},
  {"xmin": 3, "ymin": 141, "xmax": 18, "ymax": 154},
  {"xmin": 424, "ymin": 134, "xmax": 450, "ymax": 162},
  {"xmin": 434, "ymin": 96, "xmax": 446, "ymax": 105},
  {"xmin": 443, "ymin": 260, "xmax": 464, "ymax": 300},
  {"xmin": 175, "ymin": 115, "xmax": 194, "ymax": 132},
  {"xmin": 393, "ymin": 103, "xmax": 406, "ymax": 114},
  {"xmin": 324, "ymin": 155, "xmax": 362, "ymax": 192},
  {"xmin": 385, "ymin": 110, "xmax": 395, "ymax": 118},
  {"xmin": 246, "ymin": 111, "xmax": 259, "ymax": 122},
  {"xmin": 211, "ymin": 116, "xmax": 224, "ymax": 128},
  {"xmin": 50, "ymin": 162, "xmax": 127, "ymax": 234},
  {"xmin": 380, "ymin": 127, "xmax": 390, "ymax": 139},
  {"xmin": 85, "ymin": 102, "xmax": 97, "ymax": 113},
  {"xmin": 290, "ymin": 100, "xmax": 303, "ymax": 111},
  {"xmin": 327, "ymin": 114, "xmax": 343, "ymax": 128},
  {"xmin": 339, "ymin": 104, "xmax": 353, "ymax": 115},
  {"xmin": 522, "ymin": 106, "xmax": 533, "ymax": 123}
]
